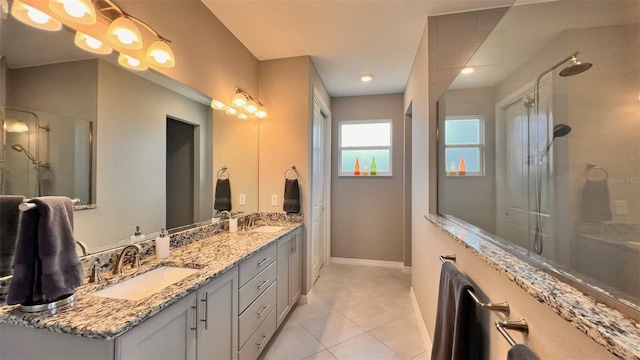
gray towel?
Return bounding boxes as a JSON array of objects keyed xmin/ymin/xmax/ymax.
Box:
[
  {"xmin": 283, "ymin": 179, "xmax": 300, "ymax": 214},
  {"xmin": 0, "ymin": 195, "xmax": 24, "ymax": 256},
  {"xmin": 431, "ymin": 262, "xmax": 482, "ymax": 360},
  {"xmin": 7, "ymin": 197, "xmax": 83, "ymax": 305},
  {"xmin": 507, "ymin": 344, "xmax": 539, "ymax": 360},
  {"xmin": 580, "ymin": 179, "xmax": 611, "ymax": 222},
  {"xmin": 214, "ymin": 179, "xmax": 231, "ymax": 211}
]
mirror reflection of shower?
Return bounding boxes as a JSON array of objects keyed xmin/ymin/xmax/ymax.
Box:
[
  {"xmin": 1, "ymin": 108, "xmax": 51, "ymax": 197},
  {"xmin": 531, "ymin": 52, "xmax": 592, "ymax": 255}
]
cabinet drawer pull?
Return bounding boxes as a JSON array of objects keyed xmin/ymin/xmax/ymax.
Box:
[
  {"xmin": 200, "ymin": 292, "xmax": 208, "ymax": 330},
  {"xmin": 257, "ymin": 332, "xmax": 271, "ymax": 349},
  {"xmin": 257, "ymin": 304, "xmax": 270, "ymax": 318},
  {"xmin": 257, "ymin": 257, "xmax": 271, "ymax": 267},
  {"xmin": 258, "ymin": 279, "xmax": 271, "ymax": 290},
  {"xmin": 190, "ymin": 305, "xmax": 198, "ymax": 333}
]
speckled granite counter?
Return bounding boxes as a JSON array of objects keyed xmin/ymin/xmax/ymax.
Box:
[
  {"xmin": 0, "ymin": 213, "xmax": 302, "ymax": 340},
  {"xmin": 426, "ymin": 214, "xmax": 640, "ymax": 360}
]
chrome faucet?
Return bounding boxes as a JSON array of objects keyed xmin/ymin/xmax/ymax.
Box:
[
  {"xmin": 113, "ymin": 244, "xmax": 142, "ymax": 274},
  {"xmin": 220, "ymin": 210, "xmax": 232, "ymax": 220}
]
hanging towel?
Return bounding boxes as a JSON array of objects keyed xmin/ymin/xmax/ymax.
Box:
[
  {"xmin": 7, "ymin": 197, "xmax": 83, "ymax": 305},
  {"xmin": 431, "ymin": 262, "xmax": 482, "ymax": 360},
  {"xmin": 0, "ymin": 195, "xmax": 25, "ymax": 275},
  {"xmin": 580, "ymin": 179, "xmax": 612, "ymax": 222},
  {"xmin": 214, "ymin": 179, "xmax": 232, "ymax": 211},
  {"xmin": 283, "ymin": 179, "xmax": 300, "ymax": 214},
  {"xmin": 507, "ymin": 344, "xmax": 540, "ymax": 360}
]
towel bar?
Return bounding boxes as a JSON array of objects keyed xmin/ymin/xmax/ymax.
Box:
[
  {"xmin": 439, "ymin": 254, "xmax": 511, "ymax": 315},
  {"xmin": 495, "ymin": 318, "xmax": 529, "ymax": 346},
  {"xmin": 284, "ymin": 165, "xmax": 300, "ymax": 180},
  {"xmin": 217, "ymin": 166, "xmax": 229, "ymax": 180},
  {"xmin": 19, "ymin": 198, "xmax": 80, "ymax": 211}
]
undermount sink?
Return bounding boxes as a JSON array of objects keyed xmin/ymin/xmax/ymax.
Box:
[
  {"xmin": 92, "ymin": 266, "xmax": 199, "ymax": 301},
  {"xmin": 251, "ymin": 226, "xmax": 285, "ymax": 233}
]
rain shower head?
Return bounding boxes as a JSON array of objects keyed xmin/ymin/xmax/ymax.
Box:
[
  {"xmin": 11, "ymin": 144, "xmax": 37, "ymax": 162},
  {"xmin": 559, "ymin": 56, "xmax": 592, "ymax": 77}
]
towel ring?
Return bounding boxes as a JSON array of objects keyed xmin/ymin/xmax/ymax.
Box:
[
  {"xmin": 284, "ymin": 166, "xmax": 299, "ymax": 180},
  {"xmin": 586, "ymin": 164, "xmax": 608, "ymax": 181},
  {"xmin": 217, "ymin": 166, "xmax": 229, "ymax": 180}
]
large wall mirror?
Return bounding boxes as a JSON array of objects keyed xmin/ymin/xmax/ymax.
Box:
[
  {"xmin": 437, "ymin": 1, "xmax": 639, "ymax": 312},
  {"xmin": 0, "ymin": 11, "xmax": 259, "ymax": 277}
]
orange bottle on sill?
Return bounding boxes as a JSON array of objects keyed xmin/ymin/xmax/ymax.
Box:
[
  {"xmin": 459, "ymin": 155, "xmax": 466, "ymax": 176},
  {"xmin": 354, "ymin": 157, "xmax": 361, "ymax": 176}
]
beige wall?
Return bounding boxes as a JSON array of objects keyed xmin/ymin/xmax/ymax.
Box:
[
  {"xmin": 258, "ymin": 56, "xmax": 330, "ymax": 294},
  {"xmin": 405, "ymin": 7, "xmax": 615, "ymax": 359},
  {"xmin": 330, "ymin": 94, "xmax": 405, "ymax": 263}
]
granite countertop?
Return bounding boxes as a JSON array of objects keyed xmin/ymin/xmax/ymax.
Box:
[
  {"xmin": 0, "ymin": 219, "xmax": 302, "ymax": 340},
  {"xmin": 425, "ymin": 214, "xmax": 640, "ymax": 360}
]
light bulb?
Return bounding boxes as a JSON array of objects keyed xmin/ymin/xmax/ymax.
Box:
[
  {"xmin": 255, "ymin": 106, "xmax": 268, "ymax": 119},
  {"xmin": 245, "ymin": 100, "xmax": 258, "ymax": 114},
  {"xmin": 232, "ymin": 93, "xmax": 247, "ymax": 108},
  {"xmin": 211, "ymin": 100, "xmax": 226, "ymax": 110},
  {"xmin": 237, "ymin": 113, "xmax": 248, "ymax": 120},
  {"xmin": 360, "ymin": 74, "xmax": 373, "ymax": 82},
  {"xmin": 11, "ymin": 0, "xmax": 61, "ymax": 31},
  {"xmin": 50, "ymin": 0, "xmax": 96, "ymax": 24},
  {"xmin": 118, "ymin": 53, "xmax": 148, "ymax": 71},
  {"xmin": 107, "ymin": 16, "xmax": 142, "ymax": 50},
  {"xmin": 225, "ymin": 107, "xmax": 238, "ymax": 115},
  {"xmin": 146, "ymin": 40, "xmax": 175, "ymax": 67},
  {"xmin": 74, "ymin": 31, "xmax": 112, "ymax": 54}
]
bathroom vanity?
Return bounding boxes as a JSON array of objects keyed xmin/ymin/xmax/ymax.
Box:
[{"xmin": 0, "ymin": 215, "xmax": 302, "ymax": 360}]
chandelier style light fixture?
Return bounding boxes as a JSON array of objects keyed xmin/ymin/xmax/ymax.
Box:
[
  {"xmin": 9, "ymin": 0, "xmax": 175, "ymax": 71},
  {"xmin": 211, "ymin": 88, "xmax": 268, "ymax": 120}
]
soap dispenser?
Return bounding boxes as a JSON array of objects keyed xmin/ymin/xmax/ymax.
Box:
[
  {"xmin": 156, "ymin": 228, "xmax": 170, "ymax": 259},
  {"xmin": 130, "ymin": 226, "xmax": 145, "ymax": 243}
]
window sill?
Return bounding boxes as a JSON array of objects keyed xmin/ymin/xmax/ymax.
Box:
[
  {"xmin": 338, "ymin": 174, "xmax": 392, "ymax": 178},
  {"xmin": 445, "ymin": 172, "xmax": 484, "ymax": 177}
]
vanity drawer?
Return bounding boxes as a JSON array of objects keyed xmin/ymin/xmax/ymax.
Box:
[
  {"xmin": 238, "ymin": 306, "xmax": 276, "ymax": 360},
  {"xmin": 239, "ymin": 261, "xmax": 276, "ymax": 313},
  {"xmin": 239, "ymin": 280, "xmax": 276, "ymax": 348},
  {"xmin": 240, "ymin": 243, "xmax": 277, "ymax": 286}
]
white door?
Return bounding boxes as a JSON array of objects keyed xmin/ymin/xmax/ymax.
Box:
[{"xmin": 311, "ymin": 102, "xmax": 326, "ymax": 283}]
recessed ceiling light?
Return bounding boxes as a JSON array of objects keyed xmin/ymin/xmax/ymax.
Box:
[
  {"xmin": 461, "ymin": 67, "xmax": 475, "ymax": 75},
  {"xmin": 360, "ymin": 74, "xmax": 374, "ymax": 82}
]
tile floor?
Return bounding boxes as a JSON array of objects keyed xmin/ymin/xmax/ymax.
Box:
[{"xmin": 261, "ymin": 263, "xmax": 431, "ymax": 360}]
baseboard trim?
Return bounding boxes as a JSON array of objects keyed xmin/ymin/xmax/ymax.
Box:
[
  {"xmin": 298, "ymin": 288, "xmax": 313, "ymax": 304},
  {"xmin": 410, "ymin": 286, "xmax": 432, "ymax": 355},
  {"xmin": 330, "ymin": 257, "xmax": 404, "ymax": 269},
  {"xmin": 403, "ymin": 266, "xmax": 412, "ymax": 273}
]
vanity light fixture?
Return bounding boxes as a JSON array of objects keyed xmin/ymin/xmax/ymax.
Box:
[
  {"xmin": 4, "ymin": 119, "xmax": 29, "ymax": 133},
  {"xmin": 255, "ymin": 106, "xmax": 268, "ymax": 119},
  {"xmin": 210, "ymin": 89, "xmax": 268, "ymax": 119},
  {"xmin": 118, "ymin": 53, "xmax": 147, "ymax": 71},
  {"xmin": 211, "ymin": 99, "xmax": 226, "ymax": 110},
  {"xmin": 10, "ymin": 0, "xmax": 62, "ymax": 31},
  {"xmin": 146, "ymin": 39, "xmax": 175, "ymax": 67},
  {"xmin": 49, "ymin": 0, "xmax": 96, "ymax": 25},
  {"xmin": 237, "ymin": 113, "xmax": 248, "ymax": 120},
  {"xmin": 232, "ymin": 92, "xmax": 247, "ymax": 108},
  {"xmin": 74, "ymin": 31, "xmax": 112, "ymax": 54},
  {"xmin": 225, "ymin": 107, "xmax": 238, "ymax": 115},
  {"xmin": 360, "ymin": 74, "xmax": 373, "ymax": 82}
]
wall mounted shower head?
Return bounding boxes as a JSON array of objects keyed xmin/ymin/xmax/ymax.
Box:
[
  {"xmin": 559, "ymin": 56, "xmax": 592, "ymax": 77},
  {"xmin": 11, "ymin": 144, "xmax": 37, "ymax": 162}
]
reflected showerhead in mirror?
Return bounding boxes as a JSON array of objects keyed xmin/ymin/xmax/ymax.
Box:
[
  {"xmin": 544, "ymin": 124, "xmax": 572, "ymax": 153},
  {"xmin": 11, "ymin": 144, "xmax": 37, "ymax": 162},
  {"xmin": 559, "ymin": 56, "xmax": 592, "ymax": 77}
]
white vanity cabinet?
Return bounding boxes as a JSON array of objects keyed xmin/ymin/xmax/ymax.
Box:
[
  {"xmin": 116, "ymin": 267, "xmax": 239, "ymax": 360},
  {"xmin": 276, "ymin": 228, "xmax": 302, "ymax": 327}
]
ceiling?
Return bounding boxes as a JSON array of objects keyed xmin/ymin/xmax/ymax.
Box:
[{"xmin": 201, "ymin": 0, "xmax": 515, "ymax": 98}]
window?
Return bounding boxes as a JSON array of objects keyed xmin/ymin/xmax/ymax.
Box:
[
  {"xmin": 338, "ymin": 120, "xmax": 392, "ymax": 176},
  {"xmin": 444, "ymin": 116, "xmax": 484, "ymax": 176}
]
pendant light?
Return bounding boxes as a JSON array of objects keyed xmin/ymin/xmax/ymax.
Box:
[
  {"xmin": 74, "ymin": 31, "xmax": 112, "ymax": 54},
  {"xmin": 146, "ymin": 39, "xmax": 175, "ymax": 67},
  {"xmin": 49, "ymin": 0, "xmax": 96, "ymax": 25},
  {"xmin": 11, "ymin": 0, "xmax": 61, "ymax": 31},
  {"xmin": 118, "ymin": 53, "xmax": 148, "ymax": 71},
  {"xmin": 108, "ymin": 16, "xmax": 142, "ymax": 50}
]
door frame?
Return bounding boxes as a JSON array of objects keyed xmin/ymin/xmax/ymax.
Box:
[{"xmin": 308, "ymin": 88, "xmax": 331, "ymax": 285}]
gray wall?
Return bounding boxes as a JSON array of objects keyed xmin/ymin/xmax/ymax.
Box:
[{"xmin": 331, "ymin": 94, "xmax": 405, "ymax": 263}]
